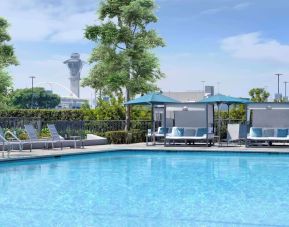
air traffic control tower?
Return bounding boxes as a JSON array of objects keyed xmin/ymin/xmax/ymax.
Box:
[{"xmin": 63, "ymin": 53, "xmax": 84, "ymax": 98}]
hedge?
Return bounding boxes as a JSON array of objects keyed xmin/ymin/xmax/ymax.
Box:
[
  {"xmin": 0, "ymin": 109, "xmax": 86, "ymax": 121},
  {"xmin": 104, "ymin": 130, "xmax": 146, "ymax": 144},
  {"xmin": 0, "ymin": 108, "xmax": 150, "ymax": 121}
]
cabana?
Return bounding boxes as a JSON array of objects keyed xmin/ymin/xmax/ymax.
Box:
[
  {"xmin": 246, "ymin": 102, "xmax": 289, "ymax": 146},
  {"xmin": 125, "ymin": 92, "xmax": 180, "ymax": 145},
  {"xmin": 164, "ymin": 103, "xmax": 214, "ymax": 146},
  {"xmin": 200, "ymin": 94, "xmax": 250, "ymax": 145}
]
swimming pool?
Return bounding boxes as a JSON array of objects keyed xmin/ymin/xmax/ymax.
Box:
[{"xmin": 0, "ymin": 151, "xmax": 289, "ymax": 226}]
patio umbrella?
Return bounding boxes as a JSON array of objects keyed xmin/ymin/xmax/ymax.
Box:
[
  {"xmin": 125, "ymin": 92, "xmax": 180, "ymax": 133},
  {"xmin": 200, "ymin": 94, "xmax": 251, "ymax": 143},
  {"xmin": 125, "ymin": 92, "xmax": 179, "ymax": 106},
  {"xmin": 199, "ymin": 94, "xmax": 250, "ymax": 105}
]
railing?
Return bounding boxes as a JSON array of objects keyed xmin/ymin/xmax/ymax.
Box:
[
  {"xmin": 0, "ymin": 117, "xmax": 42, "ymax": 129},
  {"xmin": 0, "ymin": 117, "xmax": 245, "ymax": 139},
  {"xmin": 0, "ymin": 118, "xmax": 158, "ymax": 137},
  {"xmin": 51, "ymin": 120, "xmax": 156, "ymax": 138}
]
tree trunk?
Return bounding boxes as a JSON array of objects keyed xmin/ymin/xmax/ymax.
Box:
[{"xmin": 125, "ymin": 88, "xmax": 131, "ymax": 131}]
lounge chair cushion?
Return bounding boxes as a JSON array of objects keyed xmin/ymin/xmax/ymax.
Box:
[
  {"xmin": 277, "ymin": 128, "xmax": 288, "ymax": 137},
  {"xmin": 263, "ymin": 129, "xmax": 274, "ymax": 137},
  {"xmin": 172, "ymin": 127, "xmax": 184, "ymax": 137},
  {"xmin": 158, "ymin": 127, "xmax": 169, "ymax": 134},
  {"xmin": 196, "ymin": 128, "xmax": 207, "ymax": 137},
  {"xmin": 250, "ymin": 128, "xmax": 262, "ymax": 137},
  {"xmin": 184, "ymin": 128, "xmax": 196, "ymax": 137}
]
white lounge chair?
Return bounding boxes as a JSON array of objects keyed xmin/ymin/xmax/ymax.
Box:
[
  {"xmin": 247, "ymin": 127, "xmax": 289, "ymax": 146},
  {"xmin": 0, "ymin": 127, "xmax": 23, "ymax": 156},
  {"xmin": 48, "ymin": 124, "xmax": 84, "ymax": 149},
  {"xmin": 24, "ymin": 124, "xmax": 54, "ymax": 151},
  {"xmin": 224, "ymin": 124, "xmax": 246, "ymax": 146},
  {"xmin": 146, "ymin": 127, "xmax": 172, "ymax": 145},
  {"xmin": 165, "ymin": 127, "xmax": 214, "ymax": 146}
]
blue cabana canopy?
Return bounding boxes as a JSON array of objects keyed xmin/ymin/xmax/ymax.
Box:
[
  {"xmin": 200, "ymin": 94, "xmax": 250, "ymax": 104},
  {"xmin": 125, "ymin": 93, "xmax": 180, "ymax": 105}
]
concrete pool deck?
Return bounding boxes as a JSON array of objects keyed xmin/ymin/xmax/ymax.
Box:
[{"xmin": 1, "ymin": 143, "xmax": 289, "ymax": 162}]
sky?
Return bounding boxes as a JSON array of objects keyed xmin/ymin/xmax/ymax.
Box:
[{"xmin": 1, "ymin": 0, "xmax": 289, "ymax": 101}]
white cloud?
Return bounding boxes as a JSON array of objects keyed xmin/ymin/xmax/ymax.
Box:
[
  {"xmin": 233, "ymin": 2, "xmax": 251, "ymax": 10},
  {"xmin": 200, "ymin": 2, "xmax": 251, "ymax": 15},
  {"xmin": 0, "ymin": 0, "xmax": 98, "ymax": 43},
  {"xmin": 221, "ymin": 32, "xmax": 289, "ymax": 64}
]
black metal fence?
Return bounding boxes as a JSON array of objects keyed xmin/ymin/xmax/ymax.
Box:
[
  {"xmin": 0, "ymin": 117, "xmax": 161, "ymax": 137},
  {"xmin": 0, "ymin": 117, "xmax": 245, "ymax": 139}
]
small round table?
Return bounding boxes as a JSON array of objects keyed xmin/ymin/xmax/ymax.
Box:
[{"xmin": 69, "ymin": 136, "xmax": 84, "ymax": 148}]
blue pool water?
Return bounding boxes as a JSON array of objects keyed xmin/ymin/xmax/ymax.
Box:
[{"xmin": 1, "ymin": 151, "xmax": 289, "ymax": 226}]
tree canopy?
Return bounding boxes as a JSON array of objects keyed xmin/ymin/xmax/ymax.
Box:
[
  {"xmin": 249, "ymin": 88, "xmax": 270, "ymax": 102},
  {"xmin": 10, "ymin": 87, "xmax": 61, "ymax": 109},
  {"xmin": 0, "ymin": 17, "xmax": 18, "ymax": 108},
  {"xmin": 83, "ymin": 0, "xmax": 165, "ymax": 129},
  {"xmin": 0, "ymin": 17, "xmax": 18, "ymax": 68},
  {"xmin": 0, "ymin": 70, "xmax": 13, "ymax": 108}
]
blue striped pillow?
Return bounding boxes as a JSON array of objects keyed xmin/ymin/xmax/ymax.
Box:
[
  {"xmin": 277, "ymin": 129, "xmax": 288, "ymax": 138},
  {"xmin": 196, "ymin": 128, "xmax": 207, "ymax": 137}
]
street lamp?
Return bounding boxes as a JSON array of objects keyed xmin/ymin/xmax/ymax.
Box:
[
  {"xmin": 284, "ymin": 81, "xmax": 289, "ymax": 100},
  {"xmin": 217, "ymin": 82, "xmax": 220, "ymax": 94},
  {"xmin": 275, "ymin": 73, "xmax": 283, "ymax": 101},
  {"xmin": 29, "ymin": 76, "xmax": 36, "ymax": 109},
  {"xmin": 201, "ymin": 80, "xmax": 206, "ymax": 92}
]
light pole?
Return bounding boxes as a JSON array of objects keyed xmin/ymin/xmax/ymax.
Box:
[
  {"xmin": 217, "ymin": 82, "xmax": 220, "ymax": 94},
  {"xmin": 201, "ymin": 81, "xmax": 206, "ymax": 92},
  {"xmin": 284, "ymin": 81, "xmax": 288, "ymax": 99},
  {"xmin": 29, "ymin": 76, "xmax": 36, "ymax": 109},
  {"xmin": 275, "ymin": 73, "xmax": 283, "ymax": 101}
]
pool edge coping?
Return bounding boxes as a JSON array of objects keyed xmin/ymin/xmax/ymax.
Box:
[{"xmin": 1, "ymin": 147, "xmax": 289, "ymax": 163}]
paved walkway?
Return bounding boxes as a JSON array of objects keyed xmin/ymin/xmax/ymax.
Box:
[{"xmin": 1, "ymin": 143, "xmax": 289, "ymax": 162}]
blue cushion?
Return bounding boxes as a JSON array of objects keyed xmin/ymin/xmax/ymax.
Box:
[
  {"xmin": 196, "ymin": 128, "xmax": 207, "ymax": 137},
  {"xmin": 277, "ymin": 129, "xmax": 288, "ymax": 137},
  {"xmin": 184, "ymin": 128, "xmax": 196, "ymax": 137},
  {"xmin": 176, "ymin": 128, "xmax": 184, "ymax": 136},
  {"xmin": 172, "ymin": 127, "xmax": 184, "ymax": 136},
  {"xmin": 158, "ymin": 127, "xmax": 169, "ymax": 134},
  {"xmin": 250, "ymin": 128, "xmax": 262, "ymax": 137},
  {"xmin": 263, "ymin": 129, "xmax": 274, "ymax": 137}
]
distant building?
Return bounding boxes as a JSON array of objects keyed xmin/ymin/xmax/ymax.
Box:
[
  {"xmin": 163, "ymin": 86, "xmax": 214, "ymax": 102},
  {"xmin": 275, "ymin": 93, "xmax": 282, "ymax": 101},
  {"xmin": 57, "ymin": 97, "xmax": 88, "ymax": 109},
  {"xmin": 205, "ymin": 86, "xmax": 214, "ymax": 97}
]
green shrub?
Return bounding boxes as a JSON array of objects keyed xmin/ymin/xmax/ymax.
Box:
[
  {"xmin": 40, "ymin": 128, "xmax": 51, "ymax": 138},
  {"xmin": 0, "ymin": 109, "xmax": 85, "ymax": 121},
  {"xmin": 18, "ymin": 131, "xmax": 28, "ymax": 140},
  {"xmin": 131, "ymin": 130, "xmax": 146, "ymax": 143},
  {"xmin": 105, "ymin": 131, "xmax": 128, "ymax": 144},
  {"xmin": 104, "ymin": 130, "xmax": 146, "ymax": 144}
]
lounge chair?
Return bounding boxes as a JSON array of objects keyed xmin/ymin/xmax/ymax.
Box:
[
  {"xmin": 146, "ymin": 127, "xmax": 172, "ymax": 145},
  {"xmin": 165, "ymin": 127, "xmax": 214, "ymax": 146},
  {"xmin": 24, "ymin": 124, "xmax": 54, "ymax": 151},
  {"xmin": 247, "ymin": 127, "xmax": 289, "ymax": 146},
  {"xmin": 223, "ymin": 124, "xmax": 246, "ymax": 146},
  {"xmin": 0, "ymin": 127, "xmax": 23, "ymax": 156},
  {"xmin": 47, "ymin": 124, "xmax": 84, "ymax": 149}
]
